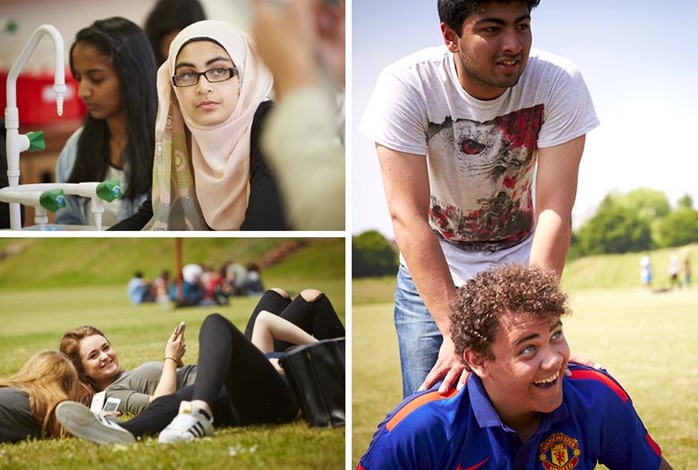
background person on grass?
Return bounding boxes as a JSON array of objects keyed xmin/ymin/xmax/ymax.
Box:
[
  {"xmin": 358, "ymin": 264, "xmax": 672, "ymax": 469},
  {"xmin": 640, "ymin": 253, "xmax": 653, "ymax": 290},
  {"xmin": 0, "ymin": 351, "xmax": 80, "ymax": 443},
  {"xmin": 358, "ymin": 0, "xmax": 599, "ymax": 398},
  {"xmin": 56, "ymin": 288, "xmax": 344, "ymax": 444},
  {"xmin": 127, "ymin": 271, "xmax": 155, "ymax": 304}
]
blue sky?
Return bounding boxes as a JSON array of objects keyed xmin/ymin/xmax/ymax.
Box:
[{"xmin": 351, "ymin": 1, "xmax": 698, "ymax": 237}]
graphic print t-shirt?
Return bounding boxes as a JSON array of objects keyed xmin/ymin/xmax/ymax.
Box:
[{"xmin": 359, "ymin": 46, "xmax": 599, "ymax": 252}]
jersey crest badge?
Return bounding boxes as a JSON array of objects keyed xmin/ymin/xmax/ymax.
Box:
[{"xmin": 539, "ymin": 432, "xmax": 581, "ymax": 469}]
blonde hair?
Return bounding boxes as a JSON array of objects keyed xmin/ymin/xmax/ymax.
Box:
[
  {"xmin": 0, "ymin": 350, "xmax": 80, "ymax": 438},
  {"xmin": 59, "ymin": 325, "xmax": 108, "ymax": 405}
]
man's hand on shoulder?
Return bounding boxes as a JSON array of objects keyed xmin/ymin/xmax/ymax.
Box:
[{"xmin": 418, "ymin": 335, "xmax": 469, "ymax": 394}]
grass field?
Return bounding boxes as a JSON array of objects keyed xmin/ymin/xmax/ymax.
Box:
[
  {"xmin": 0, "ymin": 238, "xmax": 345, "ymax": 470},
  {"xmin": 352, "ymin": 279, "xmax": 698, "ymax": 469}
]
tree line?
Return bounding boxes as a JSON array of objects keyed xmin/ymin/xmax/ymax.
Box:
[{"xmin": 569, "ymin": 188, "xmax": 697, "ymax": 259}]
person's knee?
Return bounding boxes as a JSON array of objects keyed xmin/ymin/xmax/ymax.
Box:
[
  {"xmin": 268, "ymin": 287, "xmax": 289, "ymax": 298},
  {"xmin": 256, "ymin": 310, "xmax": 273, "ymax": 325},
  {"xmin": 300, "ymin": 288, "xmax": 323, "ymax": 302},
  {"xmin": 202, "ymin": 313, "xmax": 228, "ymax": 330}
]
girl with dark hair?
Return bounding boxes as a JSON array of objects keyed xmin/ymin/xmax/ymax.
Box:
[{"xmin": 55, "ymin": 17, "xmax": 157, "ymax": 227}]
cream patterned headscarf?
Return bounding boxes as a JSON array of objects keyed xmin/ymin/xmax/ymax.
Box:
[{"xmin": 146, "ymin": 20, "xmax": 273, "ymax": 230}]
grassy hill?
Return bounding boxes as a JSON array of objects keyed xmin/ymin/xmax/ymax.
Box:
[
  {"xmin": 562, "ymin": 243, "xmax": 696, "ymax": 291},
  {"xmin": 353, "ymin": 243, "xmax": 698, "ymax": 305},
  {"xmin": 0, "ymin": 238, "xmax": 344, "ymax": 290}
]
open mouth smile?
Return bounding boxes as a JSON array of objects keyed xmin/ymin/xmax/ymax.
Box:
[{"xmin": 532, "ymin": 370, "xmax": 560, "ymax": 389}]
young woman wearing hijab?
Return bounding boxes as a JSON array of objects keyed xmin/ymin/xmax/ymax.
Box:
[
  {"xmin": 111, "ymin": 20, "xmax": 286, "ymax": 230},
  {"xmin": 55, "ymin": 17, "xmax": 157, "ymax": 227},
  {"xmin": 0, "ymin": 351, "xmax": 80, "ymax": 443}
]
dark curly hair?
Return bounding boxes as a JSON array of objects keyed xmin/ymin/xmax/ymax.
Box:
[
  {"xmin": 438, "ymin": 0, "xmax": 541, "ymax": 36},
  {"xmin": 450, "ymin": 263, "xmax": 568, "ymax": 366}
]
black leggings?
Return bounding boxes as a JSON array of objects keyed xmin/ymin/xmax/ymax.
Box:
[
  {"xmin": 121, "ymin": 289, "xmax": 344, "ymax": 437},
  {"xmin": 243, "ymin": 289, "xmax": 345, "ymax": 351}
]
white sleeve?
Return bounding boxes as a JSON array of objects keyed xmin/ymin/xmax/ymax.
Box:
[
  {"xmin": 538, "ymin": 60, "xmax": 599, "ymax": 148},
  {"xmin": 358, "ymin": 67, "xmax": 429, "ymax": 156}
]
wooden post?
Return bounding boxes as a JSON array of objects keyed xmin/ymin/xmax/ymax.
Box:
[{"xmin": 175, "ymin": 237, "xmax": 183, "ymax": 303}]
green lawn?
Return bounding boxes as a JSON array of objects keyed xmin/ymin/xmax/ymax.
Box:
[
  {"xmin": 0, "ymin": 238, "xmax": 345, "ymax": 470},
  {"xmin": 352, "ymin": 282, "xmax": 698, "ymax": 469}
]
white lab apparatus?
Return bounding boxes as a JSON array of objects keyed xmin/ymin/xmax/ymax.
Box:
[{"xmin": 1, "ymin": 24, "xmax": 121, "ymax": 230}]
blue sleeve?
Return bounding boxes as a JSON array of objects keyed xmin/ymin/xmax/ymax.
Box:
[
  {"xmin": 358, "ymin": 406, "xmax": 449, "ymax": 469},
  {"xmin": 596, "ymin": 375, "xmax": 663, "ymax": 468}
]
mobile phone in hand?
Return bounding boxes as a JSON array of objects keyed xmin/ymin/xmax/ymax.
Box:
[
  {"xmin": 103, "ymin": 397, "xmax": 121, "ymax": 413},
  {"xmin": 174, "ymin": 321, "xmax": 186, "ymax": 336}
]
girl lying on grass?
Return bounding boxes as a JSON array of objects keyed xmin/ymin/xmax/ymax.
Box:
[
  {"xmin": 56, "ymin": 288, "xmax": 344, "ymax": 444},
  {"xmin": 0, "ymin": 351, "xmax": 80, "ymax": 443}
]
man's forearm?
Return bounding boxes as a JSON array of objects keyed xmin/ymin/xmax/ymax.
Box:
[
  {"xmin": 393, "ymin": 219, "xmax": 457, "ymax": 335},
  {"xmin": 528, "ymin": 209, "xmax": 572, "ymax": 277}
]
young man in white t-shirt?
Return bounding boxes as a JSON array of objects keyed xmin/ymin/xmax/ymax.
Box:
[{"xmin": 358, "ymin": 0, "xmax": 599, "ymax": 398}]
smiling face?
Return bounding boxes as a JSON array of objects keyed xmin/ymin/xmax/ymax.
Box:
[
  {"xmin": 78, "ymin": 334, "xmax": 121, "ymax": 390},
  {"xmin": 71, "ymin": 42, "xmax": 124, "ymax": 121},
  {"xmin": 441, "ymin": 1, "xmax": 533, "ymax": 100},
  {"xmin": 468, "ymin": 312, "xmax": 570, "ymax": 433},
  {"xmin": 173, "ymin": 39, "xmax": 240, "ymax": 127}
]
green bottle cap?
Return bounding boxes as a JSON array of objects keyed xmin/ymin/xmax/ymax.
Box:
[
  {"xmin": 96, "ymin": 179, "xmax": 122, "ymax": 202},
  {"xmin": 39, "ymin": 189, "xmax": 66, "ymax": 212},
  {"xmin": 27, "ymin": 131, "xmax": 46, "ymax": 152}
]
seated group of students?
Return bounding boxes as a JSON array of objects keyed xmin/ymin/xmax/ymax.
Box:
[{"xmin": 0, "ymin": 288, "xmax": 344, "ymax": 444}]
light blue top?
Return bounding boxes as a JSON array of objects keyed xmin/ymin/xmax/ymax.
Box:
[{"xmin": 54, "ymin": 127, "xmax": 148, "ymax": 226}]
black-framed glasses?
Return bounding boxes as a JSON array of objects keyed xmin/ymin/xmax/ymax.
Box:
[{"xmin": 172, "ymin": 66, "xmax": 238, "ymax": 87}]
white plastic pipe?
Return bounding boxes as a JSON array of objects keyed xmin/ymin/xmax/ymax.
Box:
[
  {"xmin": 3, "ymin": 182, "xmax": 118, "ymax": 230},
  {"xmin": 91, "ymin": 199, "xmax": 104, "ymax": 231},
  {"xmin": 0, "ymin": 188, "xmax": 48, "ymax": 207},
  {"xmin": 33, "ymin": 207, "xmax": 49, "ymax": 231},
  {"xmin": 5, "ymin": 24, "xmax": 65, "ymax": 229},
  {"xmin": 15, "ymin": 182, "xmax": 102, "ymax": 199}
]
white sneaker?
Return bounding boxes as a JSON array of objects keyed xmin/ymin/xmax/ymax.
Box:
[
  {"xmin": 55, "ymin": 401, "xmax": 135, "ymax": 445},
  {"xmin": 158, "ymin": 401, "xmax": 214, "ymax": 444}
]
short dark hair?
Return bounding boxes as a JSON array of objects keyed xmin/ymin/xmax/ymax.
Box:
[
  {"xmin": 450, "ymin": 264, "xmax": 568, "ymax": 364},
  {"xmin": 144, "ymin": 0, "xmax": 207, "ymax": 64},
  {"xmin": 438, "ymin": 0, "xmax": 541, "ymax": 36}
]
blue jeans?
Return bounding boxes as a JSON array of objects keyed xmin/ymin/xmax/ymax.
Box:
[{"xmin": 394, "ymin": 264, "xmax": 443, "ymax": 398}]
